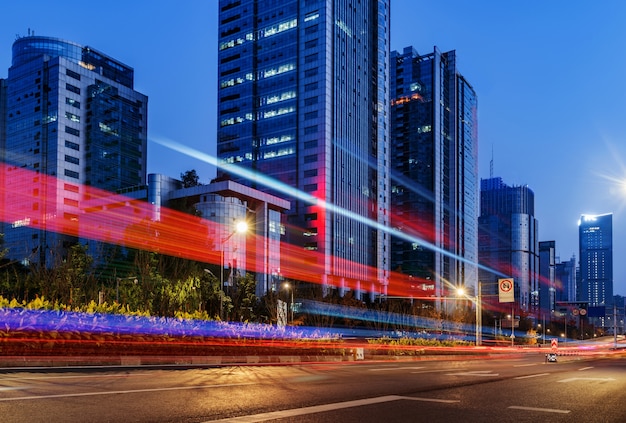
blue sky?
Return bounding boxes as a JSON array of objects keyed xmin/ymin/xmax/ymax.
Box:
[{"xmin": 2, "ymin": 1, "xmax": 626, "ymax": 294}]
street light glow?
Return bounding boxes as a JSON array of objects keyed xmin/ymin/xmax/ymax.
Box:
[{"xmin": 235, "ymin": 220, "xmax": 248, "ymax": 234}]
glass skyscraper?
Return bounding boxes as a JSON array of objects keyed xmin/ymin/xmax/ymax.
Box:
[
  {"xmin": 2, "ymin": 35, "xmax": 148, "ymax": 266},
  {"xmin": 217, "ymin": 0, "xmax": 390, "ymax": 297},
  {"xmin": 478, "ymin": 177, "xmax": 539, "ymax": 312},
  {"xmin": 579, "ymin": 213, "xmax": 613, "ymax": 308},
  {"xmin": 390, "ymin": 46, "xmax": 478, "ymax": 299}
]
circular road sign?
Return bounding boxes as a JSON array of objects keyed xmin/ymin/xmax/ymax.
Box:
[{"xmin": 499, "ymin": 279, "xmax": 513, "ymax": 292}]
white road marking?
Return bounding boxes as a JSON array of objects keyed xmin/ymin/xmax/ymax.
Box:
[
  {"xmin": 0, "ymin": 382, "xmax": 254, "ymax": 402},
  {"xmin": 411, "ymin": 368, "xmax": 468, "ymax": 374},
  {"xmin": 369, "ymin": 366, "xmax": 425, "ymax": 371},
  {"xmin": 509, "ymin": 405, "xmax": 570, "ymax": 414},
  {"xmin": 0, "ymin": 386, "xmax": 29, "ymax": 391},
  {"xmin": 578, "ymin": 366, "xmax": 594, "ymax": 371},
  {"xmin": 205, "ymin": 395, "xmax": 459, "ymax": 422},
  {"xmin": 514, "ymin": 363, "xmax": 539, "ymax": 367},
  {"xmin": 445, "ymin": 370, "xmax": 499, "ymax": 377},
  {"xmin": 558, "ymin": 377, "xmax": 615, "ymax": 383},
  {"xmin": 514, "ymin": 373, "xmax": 550, "ymax": 379}
]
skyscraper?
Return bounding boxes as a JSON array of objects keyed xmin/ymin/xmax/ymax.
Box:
[
  {"xmin": 555, "ymin": 255, "xmax": 576, "ymax": 303},
  {"xmin": 2, "ymin": 35, "xmax": 148, "ymax": 266},
  {"xmin": 478, "ymin": 177, "xmax": 539, "ymax": 312},
  {"xmin": 538, "ymin": 240, "xmax": 556, "ymax": 316},
  {"xmin": 579, "ymin": 213, "xmax": 613, "ymax": 308},
  {"xmin": 216, "ymin": 1, "xmax": 390, "ymax": 297},
  {"xmin": 389, "ymin": 46, "xmax": 479, "ymax": 299}
]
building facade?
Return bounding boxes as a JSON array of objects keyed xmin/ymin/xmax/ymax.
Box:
[
  {"xmin": 555, "ymin": 254, "xmax": 577, "ymax": 303},
  {"xmin": 2, "ymin": 35, "xmax": 147, "ymax": 266},
  {"xmin": 478, "ymin": 177, "xmax": 539, "ymax": 312},
  {"xmin": 538, "ymin": 240, "xmax": 556, "ymax": 317},
  {"xmin": 82, "ymin": 174, "xmax": 289, "ymax": 298},
  {"xmin": 579, "ymin": 213, "xmax": 613, "ymax": 308},
  {"xmin": 389, "ymin": 46, "xmax": 479, "ymax": 300},
  {"xmin": 216, "ymin": 0, "xmax": 391, "ymax": 298}
]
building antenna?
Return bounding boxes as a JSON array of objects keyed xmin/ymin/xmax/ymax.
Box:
[{"xmin": 490, "ymin": 144, "xmax": 494, "ymax": 178}]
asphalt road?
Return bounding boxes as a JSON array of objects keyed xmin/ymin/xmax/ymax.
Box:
[{"xmin": 0, "ymin": 353, "xmax": 625, "ymax": 422}]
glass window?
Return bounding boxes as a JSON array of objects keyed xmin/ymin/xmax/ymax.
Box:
[
  {"xmin": 66, "ymin": 69, "xmax": 81, "ymax": 81},
  {"xmin": 65, "ymin": 97, "xmax": 80, "ymax": 108},
  {"xmin": 305, "ymin": 82, "xmax": 318, "ymax": 92},
  {"xmin": 65, "ymin": 155, "xmax": 79, "ymax": 165},
  {"xmin": 65, "ymin": 126, "xmax": 80, "ymax": 136},
  {"xmin": 66, "ymin": 83, "xmax": 80, "ymax": 94},
  {"xmin": 65, "ymin": 111, "xmax": 80, "ymax": 123},
  {"xmin": 64, "ymin": 169, "xmax": 79, "ymax": 179},
  {"xmin": 65, "ymin": 140, "xmax": 80, "ymax": 151}
]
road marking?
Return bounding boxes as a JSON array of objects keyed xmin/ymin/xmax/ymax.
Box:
[
  {"xmin": 403, "ymin": 396, "xmax": 459, "ymax": 404},
  {"xmin": 0, "ymin": 386, "xmax": 29, "ymax": 391},
  {"xmin": 445, "ymin": 370, "xmax": 499, "ymax": 377},
  {"xmin": 578, "ymin": 366, "xmax": 594, "ymax": 371},
  {"xmin": 509, "ymin": 405, "xmax": 570, "ymax": 414},
  {"xmin": 205, "ymin": 395, "xmax": 459, "ymax": 422},
  {"xmin": 0, "ymin": 382, "xmax": 254, "ymax": 402},
  {"xmin": 369, "ymin": 366, "xmax": 425, "ymax": 371},
  {"xmin": 558, "ymin": 377, "xmax": 615, "ymax": 383},
  {"xmin": 411, "ymin": 368, "xmax": 468, "ymax": 375},
  {"xmin": 514, "ymin": 373, "xmax": 550, "ymax": 379},
  {"xmin": 514, "ymin": 363, "xmax": 538, "ymax": 367}
]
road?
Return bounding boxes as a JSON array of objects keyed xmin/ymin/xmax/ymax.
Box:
[{"xmin": 0, "ymin": 352, "xmax": 625, "ymax": 422}]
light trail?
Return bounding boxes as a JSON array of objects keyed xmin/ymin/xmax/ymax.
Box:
[{"xmin": 151, "ymin": 136, "xmax": 506, "ymax": 279}]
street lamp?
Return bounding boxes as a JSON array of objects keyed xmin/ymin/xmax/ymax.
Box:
[
  {"xmin": 455, "ymin": 284, "xmax": 482, "ymax": 346},
  {"xmin": 282, "ymin": 282, "xmax": 294, "ymax": 324},
  {"xmin": 218, "ymin": 220, "xmax": 248, "ymax": 320}
]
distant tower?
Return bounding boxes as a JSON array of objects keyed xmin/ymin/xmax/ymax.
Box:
[
  {"xmin": 579, "ymin": 213, "xmax": 613, "ymax": 308},
  {"xmin": 538, "ymin": 241, "xmax": 556, "ymax": 316},
  {"xmin": 2, "ymin": 35, "xmax": 148, "ymax": 266}
]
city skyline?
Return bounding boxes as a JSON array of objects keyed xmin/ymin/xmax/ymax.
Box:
[{"xmin": 1, "ymin": 1, "xmax": 626, "ymax": 294}]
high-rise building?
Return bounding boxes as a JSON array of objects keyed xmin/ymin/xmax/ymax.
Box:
[
  {"xmin": 389, "ymin": 46, "xmax": 478, "ymax": 299},
  {"xmin": 538, "ymin": 240, "xmax": 556, "ymax": 316},
  {"xmin": 555, "ymin": 254, "xmax": 576, "ymax": 303},
  {"xmin": 216, "ymin": 0, "xmax": 390, "ymax": 297},
  {"xmin": 2, "ymin": 35, "xmax": 148, "ymax": 266},
  {"xmin": 579, "ymin": 213, "xmax": 613, "ymax": 308},
  {"xmin": 478, "ymin": 177, "xmax": 539, "ymax": 312}
]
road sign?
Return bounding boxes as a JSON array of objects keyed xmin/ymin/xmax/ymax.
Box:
[
  {"xmin": 551, "ymin": 338, "xmax": 558, "ymax": 351},
  {"xmin": 498, "ymin": 278, "xmax": 514, "ymax": 303}
]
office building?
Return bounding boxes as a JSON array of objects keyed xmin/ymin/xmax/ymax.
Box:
[
  {"xmin": 2, "ymin": 35, "xmax": 148, "ymax": 266},
  {"xmin": 478, "ymin": 177, "xmax": 539, "ymax": 312},
  {"xmin": 216, "ymin": 0, "xmax": 391, "ymax": 298},
  {"xmin": 579, "ymin": 213, "xmax": 613, "ymax": 309},
  {"xmin": 555, "ymin": 254, "xmax": 576, "ymax": 303},
  {"xmin": 389, "ymin": 46, "xmax": 479, "ymax": 300},
  {"xmin": 538, "ymin": 240, "xmax": 556, "ymax": 316}
]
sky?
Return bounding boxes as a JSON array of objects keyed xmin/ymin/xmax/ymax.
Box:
[{"xmin": 2, "ymin": 1, "xmax": 626, "ymax": 294}]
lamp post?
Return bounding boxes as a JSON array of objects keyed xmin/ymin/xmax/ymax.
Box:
[
  {"xmin": 218, "ymin": 220, "xmax": 248, "ymax": 321},
  {"xmin": 283, "ymin": 282, "xmax": 294, "ymax": 324},
  {"xmin": 456, "ymin": 285, "xmax": 482, "ymax": 346}
]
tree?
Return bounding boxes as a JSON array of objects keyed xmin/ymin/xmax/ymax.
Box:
[{"xmin": 180, "ymin": 169, "xmax": 201, "ymax": 188}]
